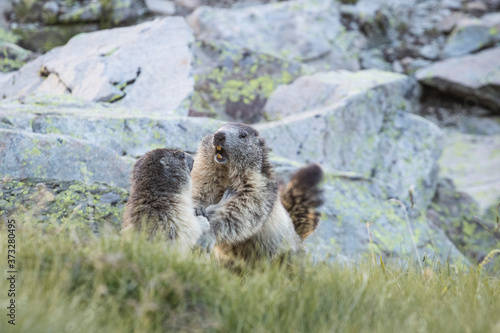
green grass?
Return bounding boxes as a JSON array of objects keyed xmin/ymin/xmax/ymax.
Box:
[{"xmin": 1, "ymin": 224, "xmax": 500, "ymax": 333}]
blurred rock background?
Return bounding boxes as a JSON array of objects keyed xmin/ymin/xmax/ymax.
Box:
[{"xmin": 0, "ymin": 0, "xmax": 499, "ymax": 267}]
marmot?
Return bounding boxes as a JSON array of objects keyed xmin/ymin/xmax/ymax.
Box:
[
  {"xmin": 191, "ymin": 122, "xmax": 323, "ymax": 261},
  {"xmin": 123, "ymin": 148, "xmax": 209, "ymax": 251}
]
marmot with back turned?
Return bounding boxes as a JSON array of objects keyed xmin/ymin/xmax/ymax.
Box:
[
  {"xmin": 123, "ymin": 148, "xmax": 209, "ymax": 251},
  {"xmin": 191, "ymin": 122, "xmax": 324, "ymax": 261}
]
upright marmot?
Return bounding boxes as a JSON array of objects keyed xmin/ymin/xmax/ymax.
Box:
[
  {"xmin": 191, "ymin": 123, "xmax": 323, "ymax": 261},
  {"xmin": 123, "ymin": 148, "xmax": 209, "ymax": 251}
]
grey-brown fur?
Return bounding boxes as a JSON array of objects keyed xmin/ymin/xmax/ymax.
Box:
[
  {"xmin": 280, "ymin": 164, "xmax": 324, "ymax": 240},
  {"xmin": 123, "ymin": 148, "xmax": 209, "ymax": 250},
  {"xmin": 191, "ymin": 123, "xmax": 323, "ymax": 261}
]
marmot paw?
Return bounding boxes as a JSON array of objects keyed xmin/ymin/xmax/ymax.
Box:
[
  {"xmin": 194, "ymin": 206, "xmax": 208, "ymax": 219},
  {"xmin": 195, "ymin": 230, "xmax": 216, "ymax": 253}
]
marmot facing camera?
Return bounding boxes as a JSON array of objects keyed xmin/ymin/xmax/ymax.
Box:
[
  {"xmin": 191, "ymin": 123, "xmax": 323, "ymax": 261},
  {"xmin": 123, "ymin": 148, "xmax": 209, "ymax": 250}
]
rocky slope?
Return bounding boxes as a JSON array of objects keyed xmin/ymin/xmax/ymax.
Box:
[{"xmin": 1, "ymin": 0, "xmax": 499, "ymax": 265}]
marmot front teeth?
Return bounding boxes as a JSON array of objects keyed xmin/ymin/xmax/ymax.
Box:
[{"xmin": 191, "ymin": 122, "xmax": 324, "ymax": 261}]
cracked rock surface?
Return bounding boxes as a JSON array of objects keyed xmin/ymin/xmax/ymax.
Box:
[
  {"xmin": 0, "ymin": 127, "xmax": 133, "ymax": 188},
  {"xmin": 0, "ymin": 17, "xmax": 194, "ymax": 115},
  {"xmin": 188, "ymin": 0, "xmax": 363, "ymax": 71},
  {"xmin": 258, "ymin": 70, "xmax": 440, "ymax": 212},
  {"xmin": 0, "ymin": 176, "xmax": 128, "ymax": 232},
  {"xmin": 416, "ymin": 47, "xmax": 500, "ymax": 112}
]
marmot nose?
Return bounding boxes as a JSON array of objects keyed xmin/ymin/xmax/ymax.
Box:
[{"xmin": 214, "ymin": 131, "xmax": 226, "ymax": 145}]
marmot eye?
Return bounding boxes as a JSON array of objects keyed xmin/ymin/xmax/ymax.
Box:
[
  {"xmin": 240, "ymin": 132, "xmax": 247, "ymax": 138},
  {"xmin": 179, "ymin": 153, "xmax": 185, "ymax": 159}
]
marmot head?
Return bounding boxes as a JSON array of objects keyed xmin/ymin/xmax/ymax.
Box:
[
  {"xmin": 212, "ymin": 123, "xmax": 267, "ymax": 171},
  {"xmin": 131, "ymin": 148, "xmax": 194, "ymax": 195}
]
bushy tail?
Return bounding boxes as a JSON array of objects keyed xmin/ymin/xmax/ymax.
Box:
[{"xmin": 280, "ymin": 164, "xmax": 324, "ymax": 241}]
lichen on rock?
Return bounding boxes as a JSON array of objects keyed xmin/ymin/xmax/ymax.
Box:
[
  {"xmin": 0, "ymin": 176, "xmax": 128, "ymax": 232},
  {"xmin": 190, "ymin": 40, "xmax": 304, "ymax": 123}
]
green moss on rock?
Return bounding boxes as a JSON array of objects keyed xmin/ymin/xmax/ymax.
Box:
[
  {"xmin": 190, "ymin": 40, "xmax": 304, "ymax": 123},
  {"xmin": 0, "ymin": 176, "xmax": 128, "ymax": 231}
]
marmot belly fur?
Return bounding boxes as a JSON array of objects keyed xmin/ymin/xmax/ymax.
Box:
[
  {"xmin": 191, "ymin": 123, "xmax": 323, "ymax": 261},
  {"xmin": 123, "ymin": 148, "xmax": 209, "ymax": 250}
]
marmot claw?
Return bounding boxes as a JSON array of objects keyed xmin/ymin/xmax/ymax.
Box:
[{"xmin": 194, "ymin": 206, "xmax": 208, "ymax": 219}]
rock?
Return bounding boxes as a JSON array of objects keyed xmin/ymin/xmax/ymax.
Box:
[
  {"xmin": 11, "ymin": 0, "xmax": 147, "ymax": 25},
  {"xmin": 0, "ymin": 40, "xmax": 34, "ymax": 73},
  {"xmin": 305, "ymin": 172, "xmax": 466, "ymax": 263},
  {"xmin": 259, "ymin": 70, "xmax": 442, "ymax": 212},
  {"xmin": 404, "ymin": 58, "xmax": 432, "ymax": 74},
  {"xmin": 351, "ymin": 0, "xmax": 451, "ymax": 52},
  {"xmin": 481, "ymin": 198, "xmax": 500, "ymax": 233},
  {"xmin": 145, "ymin": 0, "xmax": 176, "ymax": 15},
  {"xmin": 439, "ymin": 132, "xmax": 500, "ymax": 214},
  {"xmin": 175, "ymin": 0, "xmax": 275, "ymax": 15},
  {"xmin": 427, "ymin": 178, "xmax": 499, "ymax": 266},
  {"xmin": 419, "ymin": 42, "xmax": 441, "ymax": 60},
  {"xmin": 189, "ymin": 40, "xmax": 304, "ymax": 123},
  {"xmin": 438, "ymin": 12, "xmax": 469, "ymax": 34},
  {"xmin": 418, "ymin": 91, "xmax": 500, "ymax": 135},
  {"xmin": 41, "ymin": 1, "xmax": 60, "ymax": 24},
  {"xmin": 392, "ymin": 60, "xmax": 404, "ymax": 73},
  {"xmin": 12, "ymin": 23, "xmax": 100, "ymax": 53},
  {"xmin": 485, "ymin": 0, "xmax": 500, "ymax": 10},
  {"xmin": 442, "ymin": 0, "xmax": 463, "ymax": 10},
  {"xmin": 442, "ymin": 18, "xmax": 499, "ymax": 58},
  {"xmin": 0, "ymin": 128, "xmax": 133, "ymax": 188},
  {"xmin": 465, "ymin": 1, "xmax": 488, "ymax": 17},
  {"xmin": 58, "ymin": 2, "xmax": 102, "ymax": 23},
  {"xmin": 0, "ymin": 1, "xmax": 11, "ymax": 29},
  {"xmin": 359, "ymin": 49, "xmax": 392, "ymax": 71},
  {"xmin": 0, "ymin": 18, "xmax": 194, "ymax": 115},
  {"xmin": 105, "ymin": 0, "xmax": 148, "ymax": 25},
  {"xmin": 0, "ymin": 176, "xmax": 128, "ymax": 232},
  {"xmin": 188, "ymin": 0, "xmax": 362, "ymax": 71},
  {"xmin": 416, "ymin": 47, "xmax": 500, "ymax": 112},
  {"xmin": 175, "ymin": 0, "xmax": 201, "ymax": 10},
  {"xmin": 269, "ymin": 157, "xmax": 466, "ymax": 263},
  {"xmin": 0, "ymin": 94, "xmax": 224, "ymax": 158},
  {"xmin": 482, "ymin": 12, "xmax": 500, "ymax": 32},
  {"xmin": 0, "ymin": 28, "xmax": 19, "ymax": 44},
  {"xmin": 8, "ymin": 0, "xmax": 148, "ymax": 53}
]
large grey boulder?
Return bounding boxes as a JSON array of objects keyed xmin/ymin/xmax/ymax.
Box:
[
  {"xmin": 345, "ymin": 0, "xmax": 452, "ymax": 62},
  {"xmin": 188, "ymin": 0, "xmax": 362, "ymax": 71},
  {"xmin": 306, "ymin": 175, "xmax": 466, "ymax": 263},
  {"xmin": 0, "ymin": 17, "xmax": 194, "ymax": 115},
  {"xmin": 0, "ymin": 94, "xmax": 223, "ymax": 158},
  {"xmin": 0, "ymin": 176, "xmax": 128, "ymax": 231},
  {"xmin": 439, "ymin": 132, "xmax": 500, "ymax": 214},
  {"xmin": 8, "ymin": 0, "xmax": 148, "ymax": 53},
  {"xmin": 258, "ymin": 70, "xmax": 441, "ymax": 212},
  {"xmin": 0, "ymin": 128, "xmax": 133, "ymax": 188},
  {"xmin": 10, "ymin": 0, "xmax": 147, "ymax": 25},
  {"xmin": 0, "ymin": 1, "xmax": 11, "ymax": 29},
  {"xmin": 0, "ymin": 40, "xmax": 34, "ymax": 72},
  {"xmin": 427, "ymin": 178, "xmax": 499, "ymax": 268},
  {"xmin": 442, "ymin": 15, "xmax": 500, "ymax": 58},
  {"xmin": 416, "ymin": 47, "xmax": 500, "ymax": 112},
  {"xmin": 272, "ymin": 158, "xmax": 466, "ymax": 263},
  {"xmin": 190, "ymin": 40, "xmax": 304, "ymax": 123}
]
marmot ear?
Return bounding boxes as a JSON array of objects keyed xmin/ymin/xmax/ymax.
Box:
[{"xmin": 258, "ymin": 137, "xmax": 271, "ymax": 152}]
